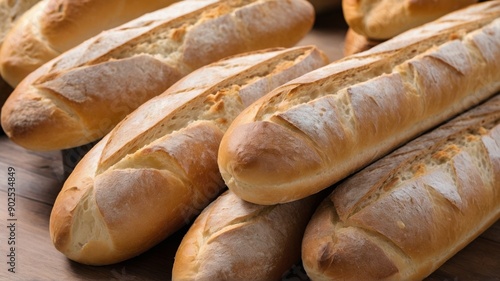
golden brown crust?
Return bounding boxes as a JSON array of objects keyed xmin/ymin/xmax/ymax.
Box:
[
  {"xmin": 302, "ymin": 94, "xmax": 500, "ymax": 280},
  {"xmin": 217, "ymin": 1, "xmax": 500, "ymax": 205},
  {"xmin": 172, "ymin": 190, "xmax": 320, "ymax": 281},
  {"xmin": 0, "ymin": 3, "xmax": 60, "ymax": 86},
  {"xmin": 0, "ymin": 0, "xmax": 41, "ymax": 95},
  {"xmin": 0, "ymin": 0, "xmax": 177, "ymax": 86},
  {"xmin": 48, "ymin": 46, "xmax": 328, "ymax": 265},
  {"xmin": 1, "ymin": 0, "xmax": 316, "ymax": 151},
  {"xmin": 343, "ymin": 0, "xmax": 479, "ymax": 40}
]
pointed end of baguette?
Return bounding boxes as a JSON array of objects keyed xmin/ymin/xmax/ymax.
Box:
[
  {"xmin": 302, "ymin": 225, "xmax": 400, "ymax": 281},
  {"xmin": 218, "ymin": 120, "xmax": 324, "ymax": 205},
  {"xmin": 1, "ymin": 84, "xmax": 91, "ymax": 151}
]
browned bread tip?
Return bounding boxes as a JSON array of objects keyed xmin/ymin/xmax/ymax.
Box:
[{"xmin": 172, "ymin": 190, "xmax": 321, "ymax": 281}]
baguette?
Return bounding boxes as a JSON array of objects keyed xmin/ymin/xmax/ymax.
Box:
[
  {"xmin": 302, "ymin": 94, "xmax": 500, "ymax": 281},
  {"xmin": 0, "ymin": 0, "xmax": 40, "ymax": 119},
  {"xmin": 172, "ymin": 190, "xmax": 320, "ymax": 281},
  {"xmin": 217, "ymin": 1, "xmax": 500, "ymax": 205},
  {"xmin": 0, "ymin": 76, "xmax": 12, "ymax": 133},
  {"xmin": 342, "ymin": 0, "xmax": 478, "ymax": 40},
  {"xmin": 49, "ymin": 46, "xmax": 328, "ymax": 265},
  {"xmin": 0, "ymin": 0, "xmax": 178, "ymax": 87},
  {"xmin": 0, "ymin": 0, "xmax": 40, "ymax": 46},
  {"xmin": 1, "ymin": 0, "xmax": 315, "ymax": 151}
]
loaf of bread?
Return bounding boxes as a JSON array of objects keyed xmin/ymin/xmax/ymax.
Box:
[
  {"xmin": 0, "ymin": 0, "xmax": 40, "ymax": 46},
  {"xmin": 1, "ymin": 0, "xmax": 315, "ymax": 151},
  {"xmin": 0, "ymin": 0, "xmax": 41, "ymax": 119},
  {"xmin": 49, "ymin": 46, "xmax": 328, "ymax": 265},
  {"xmin": 172, "ymin": 190, "xmax": 321, "ymax": 281},
  {"xmin": 343, "ymin": 27, "xmax": 382, "ymax": 56},
  {"xmin": 0, "ymin": 0, "xmax": 178, "ymax": 87},
  {"xmin": 342, "ymin": 0, "xmax": 478, "ymax": 40},
  {"xmin": 302, "ymin": 94, "xmax": 500, "ymax": 280},
  {"xmin": 217, "ymin": 1, "xmax": 500, "ymax": 205}
]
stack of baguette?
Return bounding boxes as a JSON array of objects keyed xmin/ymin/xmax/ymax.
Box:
[
  {"xmin": 171, "ymin": 2, "xmax": 499, "ymax": 280},
  {"xmin": 0, "ymin": 0, "xmax": 315, "ymax": 151},
  {"xmin": 342, "ymin": 0, "xmax": 479, "ymax": 55},
  {"xmin": 49, "ymin": 45, "xmax": 328, "ymax": 265},
  {"xmin": 0, "ymin": 0, "xmax": 40, "ymax": 45},
  {"xmin": 0, "ymin": 0, "xmax": 498, "ymax": 280}
]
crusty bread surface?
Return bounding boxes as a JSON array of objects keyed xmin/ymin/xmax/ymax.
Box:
[
  {"xmin": 48, "ymin": 46, "xmax": 328, "ymax": 265},
  {"xmin": 302, "ymin": 94, "xmax": 500, "ymax": 281},
  {"xmin": 217, "ymin": 1, "xmax": 500, "ymax": 205},
  {"xmin": 172, "ymin": 190, "xmax": 320, "ymax": 281},
  {"xmin": 342, "ymin": 0, "xmax": 478, "ymax": 40},
  {"xmin": 0, "ymin": 0, "xmax": 178, "ymax": 86},
  {"xmin": 0, "ymin": 0, "xmax": 41, "ymax": 113},
  {"xmin": 1, "ymin": 0, "xmax": 315, "ymax": 151}
]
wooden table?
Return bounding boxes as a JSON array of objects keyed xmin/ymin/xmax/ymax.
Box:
[{"xmin": 1, "ymin": 7, "xmax": 499, "ymax": 281}]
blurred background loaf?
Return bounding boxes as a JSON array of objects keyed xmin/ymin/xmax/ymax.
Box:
[
  {"xmin": 0, "ymin": 0, "xmax": 41, "ymax": 131},
  {"xmin": 0, "ymin": 0, "xmax": 179, "ymax": 87},
  {"xmin": 342, "ymin": 0, "xmax": 479, "ymax": 55},
  {"xmin": 1, "ymin": 0, "xmax": 316, "ymax": 152},
  {"xmin": 0, "ymin": 0, "xmax": 40, "ymax": 45},
  {"xmin": 343, "ymin": 0, "xmax": 479, "ymax": 39}
]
